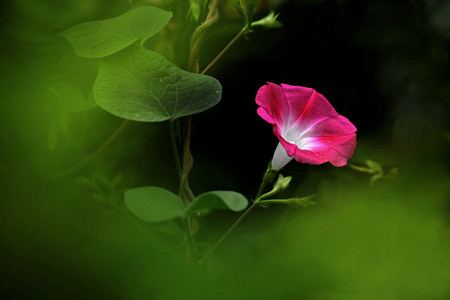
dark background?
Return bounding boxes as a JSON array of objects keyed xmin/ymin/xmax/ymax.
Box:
[
  {"xmin": 1, "ymin": 0, "xmax": 449, "ymax": 299},
  {"xmin": 194, "ymin": 0, "xmax": 449, "ymax": 194}
]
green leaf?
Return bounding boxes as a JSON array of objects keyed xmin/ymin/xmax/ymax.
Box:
[
  {"xmin": 94, "ymin": 47, "xmax": 222, "ymax": 122},
  {"xmin": 184, "ymin": 191, "xmax": 248, "ymax": 217},
  {"xmin": 124, "ymin": 186, "xmax": 185, "ymax": 223},
  {"xmin": 228, "ymin": 0, "xmax": 258, "ymax": 28},
  {"xmin": 188, "ymin": 0, "xmax": 206, "ymax": 21},
  {"xmin": 59, "ymin": 6, "xmax": 172, "ymax": 58}
]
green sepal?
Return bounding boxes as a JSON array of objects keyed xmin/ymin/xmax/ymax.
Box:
[
  {"xmin": 258, "ymin": 174, "xmax": 292, "ymax": 201},
  {"xmin": 251, "ymin": 11, "xmax": 282, "ymax": 29}
]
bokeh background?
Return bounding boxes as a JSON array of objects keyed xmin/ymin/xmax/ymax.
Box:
[{"xmin": 1, "ymin": 0, "xmax": 449, "ymax": 299}]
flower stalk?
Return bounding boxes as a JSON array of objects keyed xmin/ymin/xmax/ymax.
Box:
[{"xmin": 200, "ymin": 165, "xmax": 279, "ymax": 262}]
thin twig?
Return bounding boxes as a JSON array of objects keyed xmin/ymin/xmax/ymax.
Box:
[
  {"xmin": 51, "ymin": 119, "xmax": 130, "ymax": 179},
  {"xmin": 201, "ymin": 28, "xmax": 245, "ymax": 75},
  {"xmin": 200, "ymin": 201, "xmax": 259, "ymax": 262},
  {"xmin": 181, "ymin": 0, "xmax": 220, "ymax": 260},
  {"xmin": 206, "ymin": 0, "xmax": 219, "ymax": 21},
  {"xmin": 199, "ymin": 167, "xmax": 277, "ymax": 262}
]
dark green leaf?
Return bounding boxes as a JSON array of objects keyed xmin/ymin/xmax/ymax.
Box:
[
  {"xmin": 125, "ymin": 186, "xmax": 184, "ymax": 223},
  {"xmin": 184, "ymin": 191, "xmax": 248, "ymax": 217},
  {"xmin": 94, "ymin": 47, "xmax": 222, "ymax": 122},
  {"xmin": 59, "ymin": 6, "xmax": 172, "ymax": 58}
]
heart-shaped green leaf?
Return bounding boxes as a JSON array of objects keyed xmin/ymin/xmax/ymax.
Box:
[
  {"xmin": 125, "ymin": 186, "xmax": 184, "ymax": 223},
  {"xmin": 184, "ymin": 191, "xmax": 249, "ymax": 217},
  {"xmin": 59, "ymin": 6, "xmax": 172, "ymax": 58},
  {"xmin": 94, "ymin": 47, "xmax": 222, "ymax": 122}
]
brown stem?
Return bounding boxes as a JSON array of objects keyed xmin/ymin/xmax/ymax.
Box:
[
  {"xmin": 180, "ymin": 0, "xmax": 220, "ymax": 261},
  {"xmin": 179, "ymin": 116, "xmax": 194, "ymax": 206},
  {"xmin": 188, "ymin": 0, "xmax": 219, "ymax": 72}
]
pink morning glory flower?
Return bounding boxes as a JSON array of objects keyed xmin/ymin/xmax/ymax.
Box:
[{"xmin": 256, "ymin": 82, "xmax": 357, "ymax": 171}]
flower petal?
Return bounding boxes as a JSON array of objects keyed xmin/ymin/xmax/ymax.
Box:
[
  {"xmin": 256, "ymin": 82, "xmax": 288, "ymax": 127},
  {"xmin": 256, "ymin": 82, "xmax": 357, "ymax": 168},
  {"xmin": 257, "ymin": 107, "xmax": 275, "ymax": 124},
  {"xmin": 293, "ymin": 149, "xmax": 329, "ymax": 165},
  {"xmin": 294, "ymin": 134, "xmax": 357, "ymax": 167},
  {"xmin": 279, "ymin": 84, "xmax": 320, "ymax": 123},
  {"xmin": 281, "ymin": 84, "xmax": 341, "ymax": 133},
  {"xmin": 307, "ymin": 115, "xmax": 357, "ymax": 137}
]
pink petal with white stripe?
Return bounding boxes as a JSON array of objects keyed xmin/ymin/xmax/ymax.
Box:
[{"xmin": 256, "ymin": 82, "xmax": 357, "ymax": 170}]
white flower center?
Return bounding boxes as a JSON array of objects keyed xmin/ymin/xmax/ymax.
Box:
[{"xmin": 282, "ymin": 125, "xmax": 313, "ymax": 150}]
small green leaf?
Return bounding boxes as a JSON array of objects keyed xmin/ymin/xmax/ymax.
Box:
[
  {"xmin": 59, "ymin": 6, "xmax": 172, "ymax": 58},
  {"xmin": 184, "ymin": 191, "xmax": 248, "ymax": 217},
  {"xmin": 94, "ymin": 47, "xmax": 222, "ymax": 122},
  {"xmin": 188, "ymin": 0, "xmax": 206, "ymax": 21},
  {"xmin": 125, "ymin": 186, "xmax": 184, "ymax": 223}
]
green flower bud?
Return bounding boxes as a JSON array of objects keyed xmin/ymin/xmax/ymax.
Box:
[
  {"xmin": 251, "ymin": 11, "xmax": 282, "ymax": 29},
  {"xmin": 274, "ymin": 174, "xmax": 292, "ymax": 192}
]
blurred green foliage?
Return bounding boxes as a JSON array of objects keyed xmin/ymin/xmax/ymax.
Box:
[{"xmin": 0, "ymin": 0, "xmax": 449, "ymax": 299}]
